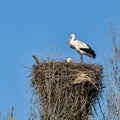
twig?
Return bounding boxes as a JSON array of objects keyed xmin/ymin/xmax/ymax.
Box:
[{"xmin": 33, "ymin": 55, "xmax": 41, "ymax": 65}]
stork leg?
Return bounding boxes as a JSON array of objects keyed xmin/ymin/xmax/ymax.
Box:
[{"xmin": 80, "ymin": 54, "xmax": 83, "ymax": 63}]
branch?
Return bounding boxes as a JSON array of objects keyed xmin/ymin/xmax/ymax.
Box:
[{"xmin": 33, "ymin": 55, "xmax": 41, "ymax": 64}]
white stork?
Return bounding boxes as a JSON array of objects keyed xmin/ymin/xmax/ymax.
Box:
[
  {"xmin": 67, "ymin": 57, "xmax": 72, "ymax": 63},
  {"xmin": 68, "ymin": 34, "xmax": 96, "ymax": 62}
]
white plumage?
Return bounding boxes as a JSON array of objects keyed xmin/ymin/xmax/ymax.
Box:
[
  {"xmin": 67, "ymin": 57, "xmax": 72, "ymax": 63},
  {"xmin": 68, "ymin": 34, "xmax": 96, "ymax": 62}
]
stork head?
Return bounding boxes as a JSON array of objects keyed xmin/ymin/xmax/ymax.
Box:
[
  {"xmin": 68, "ymin": 34, "xmax": 75, "ymax": 42},
  {"xmin": 67, "ymin": 57, "xmax": 72, "ymax": 63}
]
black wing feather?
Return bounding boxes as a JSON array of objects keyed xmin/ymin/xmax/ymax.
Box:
[{"xmin": 80, "ymin": 45, "xmax": 96, "ymax": 58}]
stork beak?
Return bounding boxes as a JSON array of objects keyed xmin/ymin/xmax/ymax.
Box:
[
  {"xmin": 68, "ymin": 39, "xmax": 70, "ymax": 43},
  {"xmin": 68, "ymin": 36, "xmax": 72, "ymax": 42},
  {"xmin": 68, "ymin": 37, "xmax": 71, "ymax": 43}
]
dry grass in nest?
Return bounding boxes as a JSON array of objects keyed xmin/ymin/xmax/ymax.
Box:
[{"xmin": 31, "ymin": 55, "xmax": 103, "ymax": 120}]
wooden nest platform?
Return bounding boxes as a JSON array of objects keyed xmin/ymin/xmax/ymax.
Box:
[{"xmin": 31, "ymin": 55, "xmax": 103, "ymax": 120}]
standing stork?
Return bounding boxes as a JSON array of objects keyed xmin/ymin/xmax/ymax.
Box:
[{"xmin": 68, "ymin": 34, "xmax": 96, "ymax": 62}]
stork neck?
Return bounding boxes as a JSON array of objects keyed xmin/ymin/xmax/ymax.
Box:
[{"xmin": 70, "ymin": 38, "xmax": 74, "ymax": 42}]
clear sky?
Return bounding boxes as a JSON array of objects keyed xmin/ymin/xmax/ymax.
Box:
[{"xmin": 0, "ymin": 0, "xmax": 120, "ymax": 119}]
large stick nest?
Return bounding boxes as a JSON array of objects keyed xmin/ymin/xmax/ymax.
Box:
[{"xmin": 31, "ymin": 56, "xmax": 103, "ymax": 120}]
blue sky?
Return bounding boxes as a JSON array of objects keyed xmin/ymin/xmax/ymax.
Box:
[{"xmin": 0, "ymin": 0, "xmax": 120, "ymax": 119}]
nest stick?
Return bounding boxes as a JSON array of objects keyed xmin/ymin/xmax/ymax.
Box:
[{"xmin": 33, "ymin": 55, "xmax": 40, "ymax": 65}]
